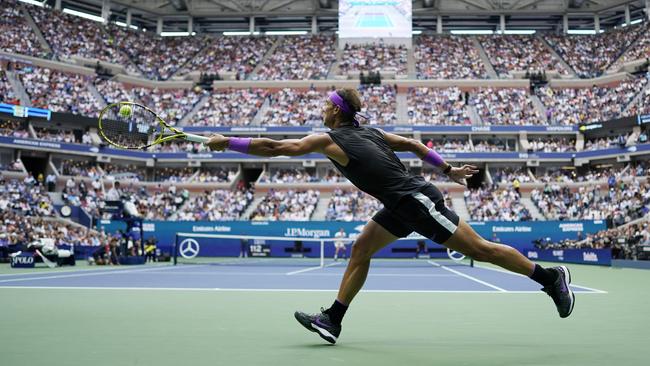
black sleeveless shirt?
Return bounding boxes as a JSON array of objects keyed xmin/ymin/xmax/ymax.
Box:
[{"xmin": 327, "ymin": 125, "xmax": 428, "ymax": 210}]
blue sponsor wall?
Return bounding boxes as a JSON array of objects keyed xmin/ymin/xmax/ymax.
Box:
[
  {"xmin": 521, "ymin": 248, "xmax": 612, "ymax": 266},
  {"xmin": 97, "ymin": 220, "xmax": 606, "ymax": 259}
]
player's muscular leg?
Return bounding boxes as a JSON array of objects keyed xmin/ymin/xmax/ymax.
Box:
[
  {"xmin": 336, "ymin": 219, "xmax": 398, "ymax": 305},
  {"xmin": 443, "ymin": 219, "xmax": 535, "ymax": 276}
]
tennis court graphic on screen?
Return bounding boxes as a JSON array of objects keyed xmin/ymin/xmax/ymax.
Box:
[{"xmin": 339, "ymin": 0, "xmax": 412, "ymax": 38}]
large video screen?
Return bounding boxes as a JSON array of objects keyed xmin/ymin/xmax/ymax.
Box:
[{"xmin": 339, "ymin": 0, "xmax": 412, "ymax": 38}]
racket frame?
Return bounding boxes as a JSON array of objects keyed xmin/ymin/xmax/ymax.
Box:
[{"xmin": 98, "ymin": 101, "xmax": 209, "ymax": 149}]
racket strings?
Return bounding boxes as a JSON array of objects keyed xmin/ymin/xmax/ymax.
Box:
[{"xmin": 100, "ymin": 104, "xmax": 162, "ymax": 149}]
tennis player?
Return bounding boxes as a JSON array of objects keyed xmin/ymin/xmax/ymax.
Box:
[
  {"xmin": 206, "ymin": 89, "xmax": 574, "ymax": 344},
  {"xmin": 334, "ymin": 228, "xmax": 348, "ymax": 261}
]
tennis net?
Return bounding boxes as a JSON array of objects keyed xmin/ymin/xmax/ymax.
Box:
[{"xmin": 173, "ymin": 232, "xmax": 473, "ymax": 268}]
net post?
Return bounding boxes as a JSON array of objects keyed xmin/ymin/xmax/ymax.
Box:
[
  {"xmin": 320, "ymin": 239, "xmax": 325, "ymax": 268},
  {"xmin": 173, "ymin": 233, "xmax": 178, "ymax": 265}
]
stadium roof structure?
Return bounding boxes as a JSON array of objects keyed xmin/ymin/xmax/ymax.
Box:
[{"xmin": 51, "ymin": 0, "xmax": 649, "ymax": 33}]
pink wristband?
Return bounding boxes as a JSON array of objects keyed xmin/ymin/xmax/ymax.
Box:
[
  {"xmin": 228, "ymin": 137, "xmax": 252, "ymax": 154},
  {"xmin": 422, "ymin": 149, "xmax": 445, "ymax": 167}
]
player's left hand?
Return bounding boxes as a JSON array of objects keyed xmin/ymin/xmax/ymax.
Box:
[
  {"xmin": 447, "ymin": 164, "xmax": 479, "ymax": 186},
  {"xmin": 207, "ymin": 134, "xmax": 229, "ymax": 151}
]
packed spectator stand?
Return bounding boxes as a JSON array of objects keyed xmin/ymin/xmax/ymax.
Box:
[
  {"xmin": 478, "ymin": 35, "xmax": 569, "ymax": 77},
  {"xmin": 415, "ymin": 35, "xmax": 487, "ymax": 79}
]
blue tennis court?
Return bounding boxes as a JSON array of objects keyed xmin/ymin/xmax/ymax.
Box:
[
  {"xmin": 356, "ymin": 13, "xmax": 394, "ymax": 28},
  {"xmin": 0, "ymin": 260, "xmax": 606, "ymax": 293}
]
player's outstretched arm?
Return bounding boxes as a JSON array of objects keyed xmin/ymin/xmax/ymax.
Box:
[
  {"xmin": 206, "ymin": 133, "xmax": 332, "ymax": 157},
  {"xmin": 380, "ymin": 131, "xmax": 479, "ymax": 186}
]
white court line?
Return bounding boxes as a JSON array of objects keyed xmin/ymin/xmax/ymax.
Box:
[
  {"xmin": 563, "ymin": 284, "xmax": 608, "ymax": 294},
  {"xmin": 286, "ymin": 262, "xmax": 340, "ymax": 275},
  {"xmin": 0, "ymin": 265, "xmax": 195, "ymax": 284},
  {"xmin": 474, "ymin": 264, "xmax": 609, "ymax": 294},
  {"xmin": 0, "ymin": 264, "xmax": 173, "ymax": 277},
  {"xmin": 0, "ymin": 286, "xmax": 606, "ymax": 293},
  {"xmin": 428, "ymin": 261, "xmax": 508, "ymax": 292},
  {"xmin": 144, "ymin": 271, "xmax": 457, "ymax": 277}
]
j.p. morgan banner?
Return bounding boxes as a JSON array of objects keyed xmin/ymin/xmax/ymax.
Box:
[{"xmin": 98, "ymin": 220, "xmax": 606, "ymax": 254}]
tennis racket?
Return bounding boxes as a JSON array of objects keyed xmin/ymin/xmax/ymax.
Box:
[{"xmin": 97, "ymin": 101, "xmax": 209, "ymax": 150}]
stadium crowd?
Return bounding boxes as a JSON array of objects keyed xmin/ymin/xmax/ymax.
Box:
[
  {"xmin": 358, "ymin": 85, "xmax": 397, "ymax": 125},
  {"xmin": 531, "ymin": 179, "xmax": 650, "ymax": 222},
  {"xmin": 471, "ymin": 88, "xmax": 544, "ymax": 125},
  {"xmin": 1, "ymin": 1, "xmax": 47, "ymax": 58},
  {"xmin": 473, "ymin": 138, "xmax": 516, "ymax": 152},
  {"xmin": 111, "ymin": 26, "xmax": 203, "ymax": 80},
  {"xmin": 464, "ymin": 185, "xmax": 532, "ymax": 221},
  {"xmin": 584, "ymin": 134, "xmax": 631, "ymax": 151},
  {"xmin": 250, "ymin": 189, "xmax": 320, "ymax": 221},
  {"xmin": 423, "ymin": 138, "xmax": 472, "ymax": 152},
  {"xmin": 492, "ymin": 167, "xmax": 534, "ymax": 184},
  {"xmin": 407, "ymin": 87, "xmax": 470, "ymax": 125},
  {"xmin": 263, "ymin": 88, "xmax": 326, "ymax": 126},
  {"xmin": 254, "ymin": 35, "xmax": 336, "ymax": 80},
  {"xmin": 478, "ymin": 35, "xmax": 569, "ymax": 76},
  {"xmin": 95, "ymin": 78, "xmax": 135, "ymax": 105},
  {"xmin": 194, "ymin": 168, "xmax": 237, "ymax": 183},
  {"xmin": 180, "ymin": 36, "xmax": 273, "ymax": 79},
  {"xmin": 538, "ymin": 220, "xmax": 649, "ymax": 260},
  {"xmin": 258, "ymin": 168, "xmax": 346, "ymax": 184},
  {"xmin": 537, "ymin": 76, "xmax": 648, "ymax": 125},
  {"xmin": 1, "ymin": 69, "xmax": 18, "ymax": 105},
  {"xmin": 626, "ymin": 85, "xmax": 650, "ymax": 116},
  {"xmin": 610, "ymin": 23, "xmax": 650, "ymax": 68},
  {"xmin": 544, "ymin": 24, "xmax": 646, "ymax": 78},
  {"xmin": 154, "ymin": 167, "xmax": 196, "ymax": 182},
  {"xmin": 100, "ymin": 163, "xmax": 145, "ymax": 181},
  {"xmin": 190, "ymin": 88, "xmax": 268, "ymax": 126},
  {"xmin": 326, "ymin": 189, "xmax": 384, "ymax": 222},
  {"xmin": 415, "ymin": 35, "xmax": 487, "ymax": 79},
  {"xmin": 15, "ymin": 64, "xmax": 101, "ymax": 116},
  {"xmin": 0, "ymin": 120, "xmax": 30, "ymax": 138},
  {"xmin": 528, "ymin": 137, "xmax": 576, "ymax": 152},
  {"xmin": 58, "ymin": 160, "xmax": 101, "ymax": 178},
  {"xmin": 179, "ymin": 188, "xmax": 254, "ymax": 221},
  {"xmin": 339, "ymin": 43, "xmax": 408, "ymax": 75},
  {"xmin": 0, "ymin": 176, "xmax": 54, "ymax": 217},
  {"xmin": 132, "ymin": 87, "xmax": 202, "ymax": 125},
  {"xmin": 27, "ymin": 4, "xmax": 133, "ymax": 69}
]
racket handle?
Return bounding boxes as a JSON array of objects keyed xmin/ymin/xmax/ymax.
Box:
[{"xmin": 184, "ymin": 133, "xmax": 210, "ymax": 144}]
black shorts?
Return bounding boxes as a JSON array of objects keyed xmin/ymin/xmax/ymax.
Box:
[{"xmin": 372, "ymin": 184, "xmax": 460, "ymax": 244}]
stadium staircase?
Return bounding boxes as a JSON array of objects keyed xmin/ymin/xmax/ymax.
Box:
[
  {"xmin": 521, "ymin": 196, "xmax": 545, "ymax": 220},
  {"xmin": 327, "ymin": 47, "xmax": 342, "ymax": 79},
  {"xmin": 5, "ymin": 70, "xmax": 31, "ymax": 107},
  {"xmin": 536, "ymin": 35, "xmax": 578, "ymax": 77},
  {"xmin": 471, "ymin": 38, "xmax": 498, "ymax": 79},
  {"xmin": 623, "ymin": 79, "xmax": 650, "ymax": 114},
  {"xmin": 529, "ymin": 94, "xmax": 548, "ymax": 121},
  {"xmin": 248, "ymin": 37, "xmax": 283, "ymax": 80},
  {"xmin": 607, "ymin": 25, "xmax": 649, "ymax": 72},
  {"xmin": 467, "ymin": 105, "xmax": 482, "ymax": 125},
  {"xmin": 407, "ymin": 46, "xmax": 416, "ymax": 79},
  {"xmin": 451, "ymin": 196, "xmax": 471, "ymax": 221},
  {"xmin": 169, "ymin": 43, "xmax": 211, "ymax": 81},
  {"xmin": 310, "ymin": 192, "xmax": 331, "ymax": 220},
  {"xmin": 18, "ymin": 3, "xmax": 54, "ymax": 57},
  {"xmin": 48, "ymin": 192, "xmax": 64, "ymax": 206},
  {"xmin": 241, "ymin": 195, "xmax": 265, "ymax": 220},
  {"xmin": 396, "ymin": 92, "xmax": 408, "ymax": 123},
  {"xmin": 179, "ymin": 94, "xmax": 210, "ymax": 126},
  {"xmin": 251, "ymin": 98, "xmax": 270, "ymax": 125},
  {"xmin": 87, "ymin": 83, "xmax": 107, "ymax": 108}
]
